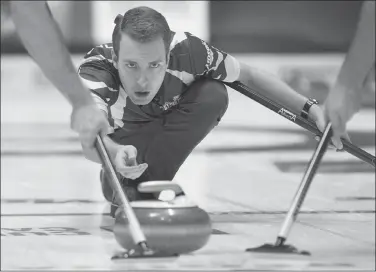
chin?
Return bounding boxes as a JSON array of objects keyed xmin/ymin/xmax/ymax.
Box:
[{"xmin": 135, "ymin": 101, "xmax": 150, "ymax": 106}]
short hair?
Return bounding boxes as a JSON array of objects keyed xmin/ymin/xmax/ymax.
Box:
[{"xmin": 112, "ymin": 6, "xmax": 172, "ymax": 58}]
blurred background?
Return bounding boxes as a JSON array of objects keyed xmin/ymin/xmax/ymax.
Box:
[
  {"xmin": 0, "ymin": 1, "xmax": 366, "ymax": 53},
  {"xmin": 1, "ymin": 0, "xmax": 374, "ymax": 113}
]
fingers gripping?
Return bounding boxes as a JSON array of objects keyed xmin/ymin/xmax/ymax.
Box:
[{"xmin": 330, "ymin": 113, "xmax": 346, "ymax": 150}]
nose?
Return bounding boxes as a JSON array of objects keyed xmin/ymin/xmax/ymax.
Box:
[{"xmin": 137, "ymin": 75, "xmax": 148, "ymax": 89}]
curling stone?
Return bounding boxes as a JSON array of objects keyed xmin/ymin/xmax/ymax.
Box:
[{"xmin": 113, "ymin": 181, "xmax": 212, "ymax": 255}]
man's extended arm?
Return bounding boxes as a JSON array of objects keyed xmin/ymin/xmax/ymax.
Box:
[
  {"xmin": 323, "ymin": 1, "xmax": 375, "ymax": 149},
  {"xmin": 10, "ymin": 1, "xmax": 93, "ymax": 107},
  {"xmin": 237, "ymin": 62, "xmax": 322, "ymax": 122},
  {"xmin": 10, "ymin": 1, "xmax": 110, "ymax": 147},
  {"xmin": 333, "ymin": 1, "xmax": 375, "ymax": 93}
]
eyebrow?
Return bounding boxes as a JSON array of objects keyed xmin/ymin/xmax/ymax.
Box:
[{"xmin": 122, "ymin": 59, "xmax": 163, "ymax": 63}]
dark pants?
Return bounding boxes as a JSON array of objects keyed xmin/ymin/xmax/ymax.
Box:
[{"xmin": 102, "ymin": 78, "xmax": 228, "ymax": 202}]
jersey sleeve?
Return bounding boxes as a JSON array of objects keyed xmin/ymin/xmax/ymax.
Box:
[
  {"xmin": 77, "ymin": 46, "xmax": 119, "ymax": 116},
  {"xmin": 187, "ymin": 33, "xmax": 240, "ymax": 82}
]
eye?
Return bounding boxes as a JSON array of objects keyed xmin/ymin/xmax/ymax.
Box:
[
  {"xmin": 150, "ymin": 63, "xmax": 160, "ymax": 68},
  {"xmin": 126, "ymin": 63, "xmax": 137, "ymax": 68}
]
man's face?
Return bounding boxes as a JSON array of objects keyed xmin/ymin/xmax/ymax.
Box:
[{"xmin": 112, "ymin": 33, "xmax": 168, "ymax": 105}]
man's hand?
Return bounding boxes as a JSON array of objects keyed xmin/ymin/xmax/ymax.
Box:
[
  {"xmin": 320, "ymin": 0, "xmax": 375, "ymax": 150},
  {"xmin": 71, "ymin": 104, "xmax": 111, "ymax": 148},
  {"xmin": 323, "ymin": 86, "xmax": 361, "ymax": 150},
  {"xmin": 308, "ymin": 104, "xmax": 338, "ymax": 149},
  {"xmin": 308, "ymin": 104, "xmax": 326, "ymax": 133},
  {"xmin": 114, "ymin": 145, "xmax": 148, "ymax": 180}
]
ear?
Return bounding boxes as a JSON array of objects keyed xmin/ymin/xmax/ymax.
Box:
[
  {"xmin": 166, "ymin": 49, "xmax": 171, "ymax": 65},
  {"xmin": 111, "ymin": 49, "xmax": 118, "ymax": 69}
]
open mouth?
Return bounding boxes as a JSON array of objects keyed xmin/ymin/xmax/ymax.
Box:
[{"xmin": 135, "ymin": 92, "xmax": 150, "ymax": 97}]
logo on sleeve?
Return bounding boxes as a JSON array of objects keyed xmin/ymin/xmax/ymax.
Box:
[{"xmin": 201, "ymin": 40, "xmax": 214, "ymax": 70}]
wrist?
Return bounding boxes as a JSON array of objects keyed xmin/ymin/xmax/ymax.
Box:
[
  {"xmin": 68, "ymin": 79, "xmax": 96, "ymax": 109},
  {"xmin": 301, "ymin": 98, "xmax": 319, "ymax": 120},
  {"xmin": 307, "ymin": 104, "xmax": 321, "ymax": 121},
  {"xmin": 71, "ymin": 95, "xmax": 96, "ymax": 109}
]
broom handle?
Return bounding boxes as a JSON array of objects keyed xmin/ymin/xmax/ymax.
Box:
[
  {"xmin": 275, "ymin": 123, "xmax": 332, "ymax": 246},
  {"xmin": 224, "ymin": 81, "xmax": 375, "ymax": 168},
  {"xmin": 95, "ymin": 134, "xmax": 147, "ymax": 246}
]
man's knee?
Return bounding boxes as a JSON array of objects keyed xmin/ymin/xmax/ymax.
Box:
[
  {"xmin": 201, "ymin": 79, "xmax": 228, "ymax": 110},
  {"xmin": 184, "ymin": 78, "xmax": 229, "ymax": 118}
]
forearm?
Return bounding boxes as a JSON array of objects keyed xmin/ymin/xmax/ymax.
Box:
[
  {"xmin": 82, "ymin": 134, "xmax": 120, "ymax": 164},
  {"xmin": 10, "ymin": 1, "xmax": 93, "ymax": 108},
  {"xmin": 240, "ymin": 67, "xmax": 308, "ymax": 114},
  {"xmin": 335, "ymin": 1, "xmax": 375, "ymax": 93}
]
